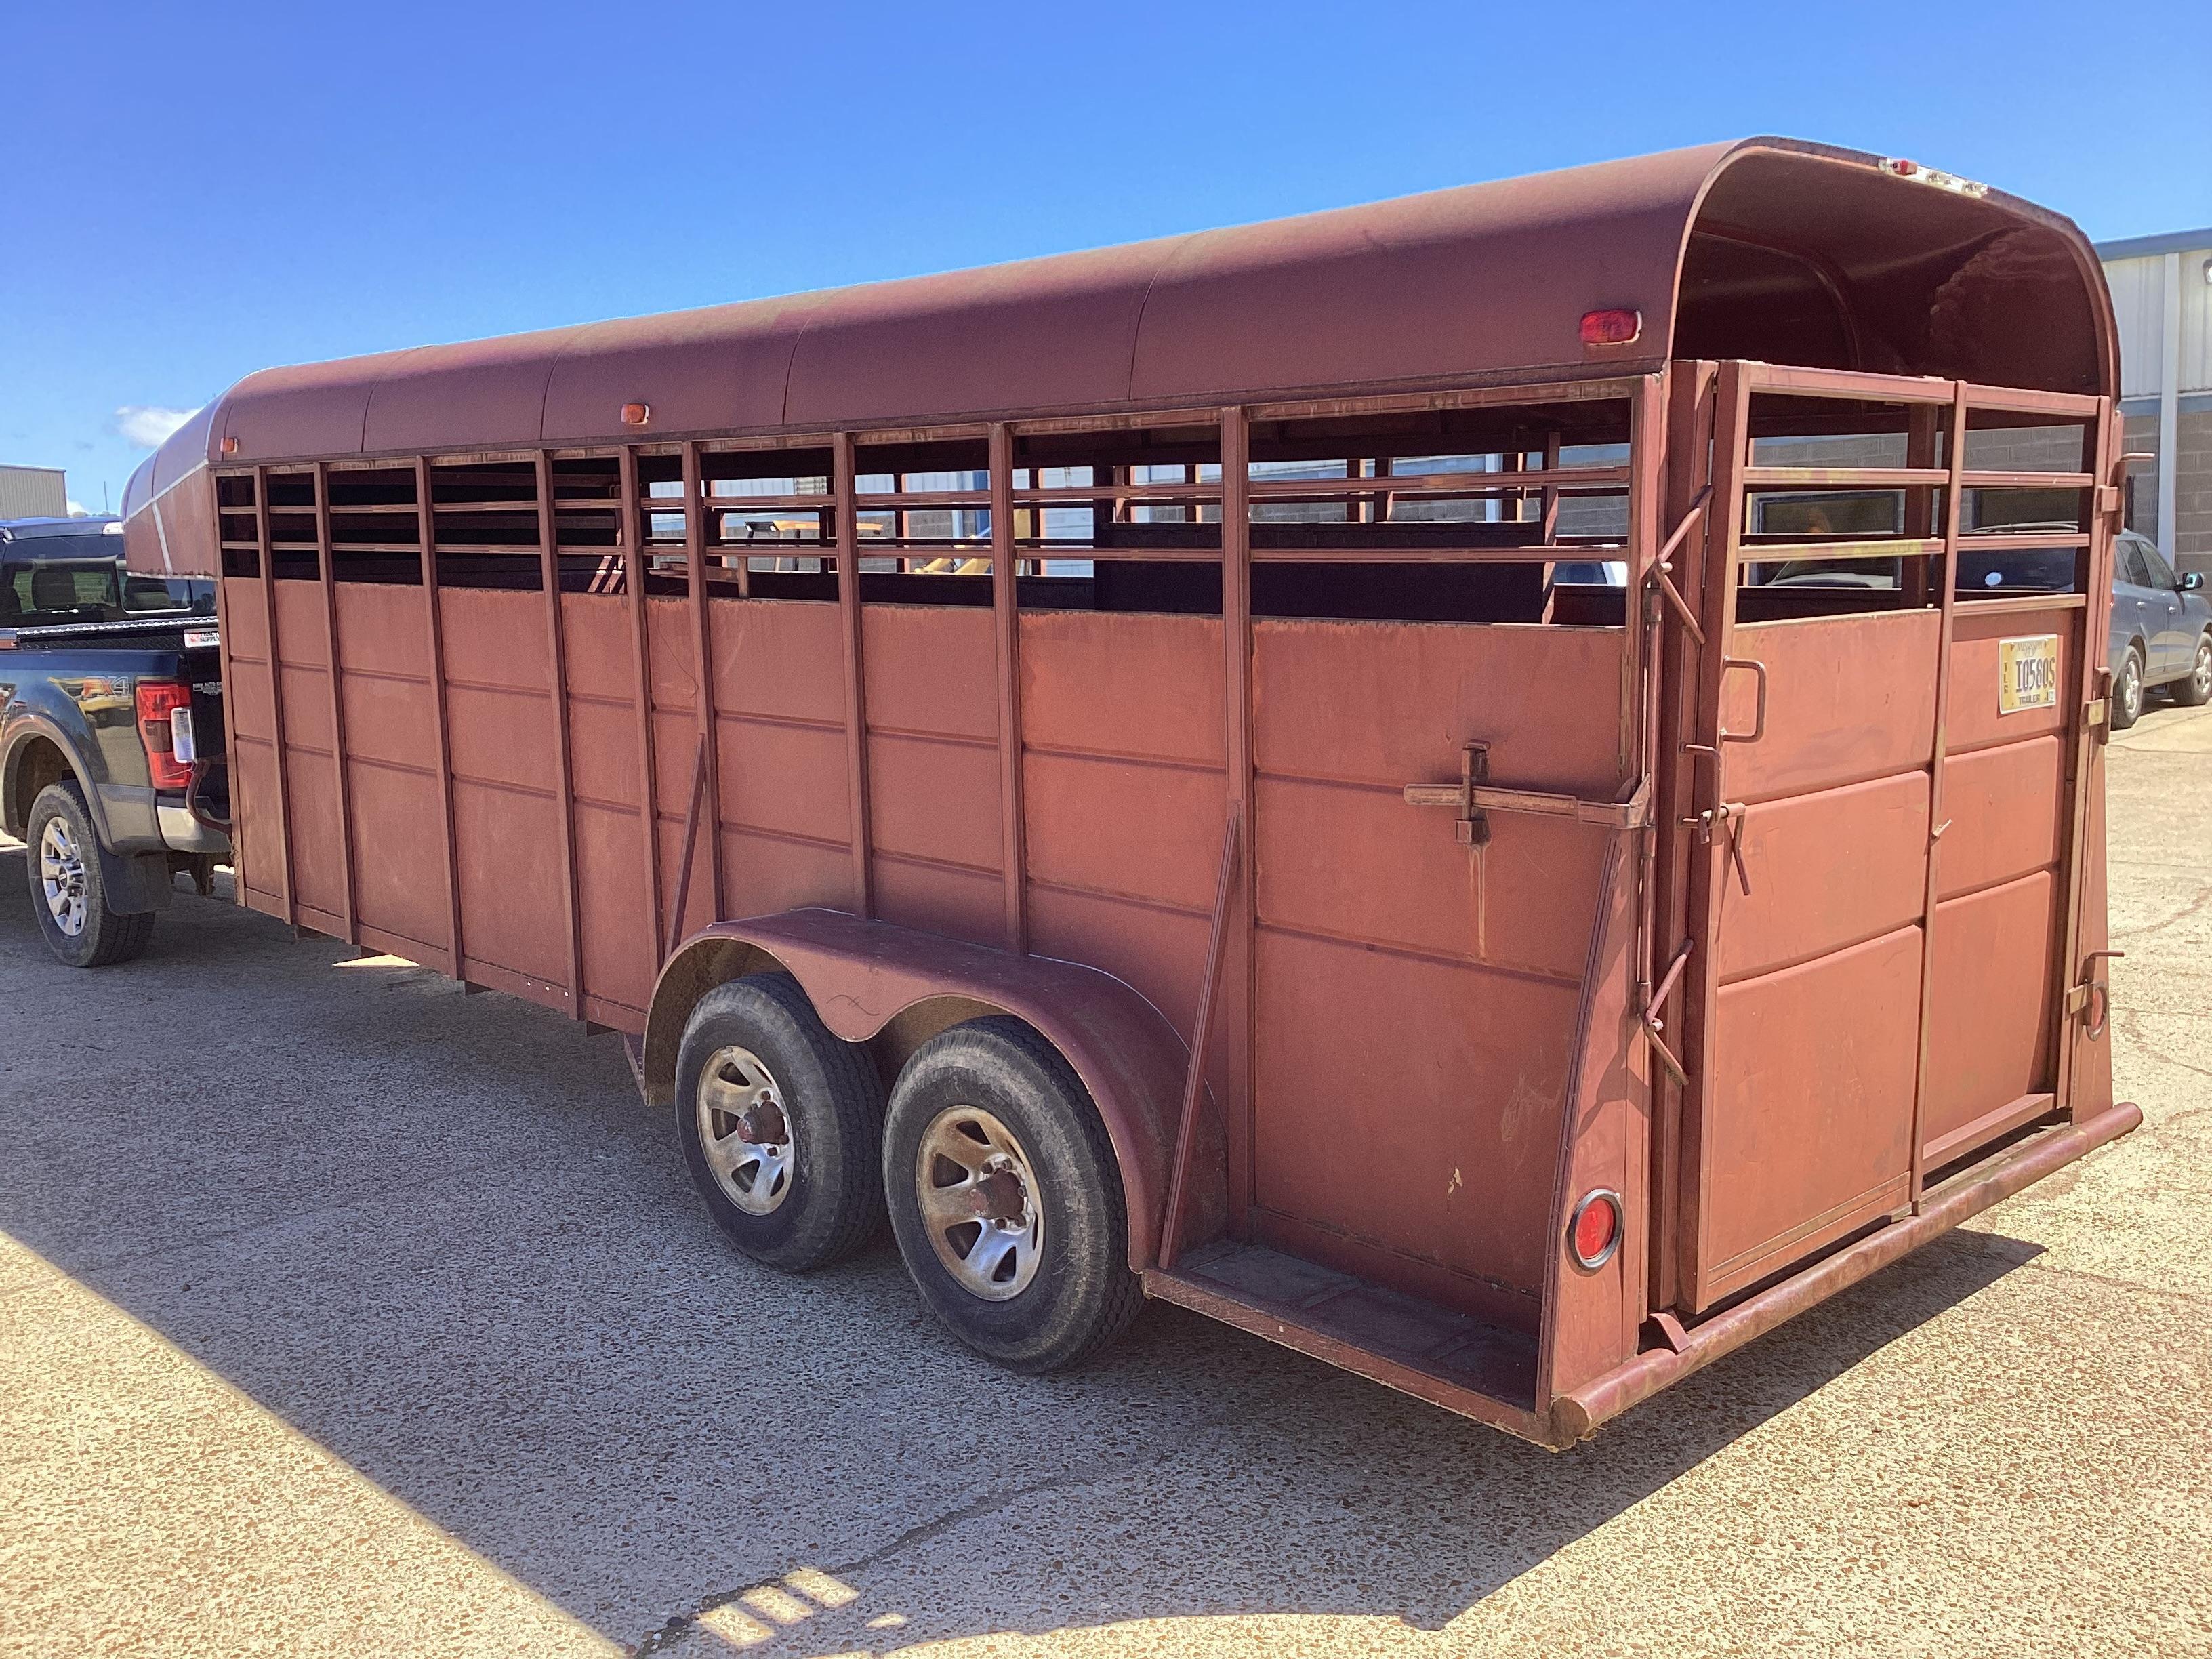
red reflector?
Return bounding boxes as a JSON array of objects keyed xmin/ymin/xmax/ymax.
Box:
[
  {"xmin": 1569, "ymin": 1190, "xmax": 1621, "ymax": 1270},
  {"xmin": 1580, "ymin": 308, "xmax": 1641, "ymax": 346},
  {"xmin": 221, "ymin": 435, "xmax": 240, "ymax": 455},
  {"xmin": 136, "ymin": 681, "xmax": 194, "ymax": 791},
  {"xmin": 620, "ymin": 401, "xmax": 651, "ymax": 426}
]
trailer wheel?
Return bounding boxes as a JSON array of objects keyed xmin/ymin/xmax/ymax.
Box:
[
  {"xmin": 24, "ymin": 783, "xmax": 155, "ymax": 969},
  {"xmin": 674, "ymin": 972, "xmax": 885, "ymax": 1272},
  {"xmin": 882, "ymin": 1017, "xmax": 1141, "ymax": 1372}
]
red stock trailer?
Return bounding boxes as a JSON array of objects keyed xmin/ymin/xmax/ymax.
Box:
[{"xmin": 123, "ymin": 138, "xmax": 2137, "ymax": 1446}]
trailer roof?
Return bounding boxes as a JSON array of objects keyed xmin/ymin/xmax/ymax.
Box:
[{"xmin": 129, "ymin": 136, "xmax": 2114, "ymax": 508}]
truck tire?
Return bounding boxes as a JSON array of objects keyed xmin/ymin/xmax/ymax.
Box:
[
  {"xmin": 24, "ymin": 782, "xmax": 155, "ymax": 969},
  {"xmin": 2112, "ymin": 644, "xmax": 2145, "ymax": 732},
  {"xmin": 674, "ymin": 972, "xmax": 885, "ymax": 1272},
  {"xmin": 2173, "ymin": 634, "xmax": 2212, "ymax": 708},
  {"xmin": 882, "ymin": 1017, "xmax": 1141, "ymax": 1372}
]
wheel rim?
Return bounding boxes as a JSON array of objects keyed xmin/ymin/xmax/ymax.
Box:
[
  {"xmin": 2194, "ymin": 640, "xmax": 2211, "ymax": 699},
  {"xmin": 915, "ymin": 1105, "xmax": 1044, "ymax": 1301},
  {"xmin": 696, "ymin": 1045, "xmax": 796, "ymax": 1216},
  {"xmin": 38, "ymin": 817, "xmax": 87, "ymax": 939},
  {"xmin": 2123, "ymin": 655, "xmax": 2142, "ymax": 720}
]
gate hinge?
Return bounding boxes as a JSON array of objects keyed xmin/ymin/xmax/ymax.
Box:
[{"xmin": 2066, "ymin": 950, "xmax": 2123, "ymax": 1038}]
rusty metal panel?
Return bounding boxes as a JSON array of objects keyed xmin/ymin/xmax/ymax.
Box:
[
  {"xmin": 1254, "ymin": 777, "xmax": 1607, "ymax": 983},
  {"xmin": 452, "ymin": 777, "xmax": 570, "ymax": 1000},
  {"xmin": 1725, "ymin": 611, "xmax": 1940, "ymax": 802},
  {"xmin": 1252, "ymin": 926, "xmax": 1578, "ymax": 1330},
  {"xmin": 1698, "ymin": 926, "xmax": 1922, "ymax": 1303},
  {"xmin": 1713, "ymin": 772, "xmax": 1929, "ymax": 984},
  {"xmin": 331, "ymin": 581, "xmax": 433, "ymax": 679},
  {"xmin": 1924, "ymin": 871, "xmax": 2062, "ymax": 1154},
  {"xmin": 360, "ymin": 333, "xmax": 564, "ymax": 454},
  {"xmin": 1937, "ymin": 737, "xmax": 2066, "ymax": 899},
  {"xmin": 1945, "ymin": 607, "xmax": 2081, "ymax": 755},
  {"xmin": 1253, "ymin": 619, "xmax": 1626, "ymax": 797},
  {"xmin": 571, "ymin": 799, "xmax": 655, "ymax": 1017},
  {"xmin": 867, "ymin": 734, "xmax": 1001, "ymax": 876},
  {"xmin": 710, "ymin": 600, "xmax": 846, "ymax": 726},
  {"xmin": 340, "ymin": 756, "xmax": 451, "ymax": 960},
  {"xmin": 1023, "ymin": 750, "xmax": 1224, "ymax": 916},
  {"xmin": 1019, "ymin": 611, "xmax": 1223, "ymax": 768},
  {"xmin": 872, "ymin": 856, "xmax": 1005, "ymax": 947}
]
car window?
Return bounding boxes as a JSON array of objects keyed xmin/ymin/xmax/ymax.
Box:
[
  {"xmin": 5, "ymin": 559, "xmax": 123, "ymax": 625},
  {"xmin": 2140, "ymin": 545, "xmax": 2180, "ymax": 590},
  {"xmin": 2118, "ymin": 541, "xmax": 2154, "ymax": 588}
]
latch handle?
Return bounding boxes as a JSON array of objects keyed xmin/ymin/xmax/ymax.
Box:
[{"xmin": 1719, "ymin": 657, "xmax": 1768, "ymax": 745}]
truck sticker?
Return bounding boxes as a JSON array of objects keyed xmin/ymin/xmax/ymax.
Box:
[{"xmin": 1998, "ymin": 634, "xmax": 2060, "ymax": 714}]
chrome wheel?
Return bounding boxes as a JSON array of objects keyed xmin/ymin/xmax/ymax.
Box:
[
  {"xmin": 38, "ymin": 817, "xmax": 87, "ymax": 939},
  {"xmin": 915, "ymin": 1105, "xmax": 1044, "ymax": 1301},
  {"xmin": 2193, "ymin": 640, "xmax": 2211, "ymax": 701},
  {"xmin": 2121, "ymin": 651, "xmax": 2144, "ymax": 724},
  {"xmin": 696, "ymin": 1045, "xmax": 796, "ymax": 1216}
]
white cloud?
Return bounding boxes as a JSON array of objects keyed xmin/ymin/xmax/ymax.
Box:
[
  {"xmin": 115, "ymin": 404, "xmax": 200, "ymax": 449},
  {"xmin": 66, "ymin": 499, "xmax": 91, "ymax": 517}
]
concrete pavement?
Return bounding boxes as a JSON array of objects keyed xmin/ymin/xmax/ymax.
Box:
[{"xmin": 1, "ymin": 705, "xmax": 2208, "ymax": 1658}]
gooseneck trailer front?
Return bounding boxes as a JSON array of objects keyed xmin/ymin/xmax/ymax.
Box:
[{"xmin": 123, "ymin": 138, "xmax": 2137, "ymax": 1445}]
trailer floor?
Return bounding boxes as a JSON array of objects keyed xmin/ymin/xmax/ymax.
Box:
[{"xmin": 2, "ymin": 703, "xmax": 2209, "ymax": 1659}]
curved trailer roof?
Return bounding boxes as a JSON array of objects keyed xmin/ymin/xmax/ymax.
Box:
[{"xmin": 127, "ymin": 136, "xmax": 2115, "ymax": 514}]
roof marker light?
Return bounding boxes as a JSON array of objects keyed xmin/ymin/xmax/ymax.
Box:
[
  {"xmin": 1580, "ymin": 308, "xmax": 1641, "ymax": 347},
  {"xmin": 621, "ymin": 402, "xmax": 651, "ymax": 426},
  {"xmin": 221, "ymin": 436, "xmax": 240, "ymax": 455}
]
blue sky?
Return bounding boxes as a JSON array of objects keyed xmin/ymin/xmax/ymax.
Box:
[{"xmin": 4, "ymin": 1, "xmax": 2206, "ymax": 514}]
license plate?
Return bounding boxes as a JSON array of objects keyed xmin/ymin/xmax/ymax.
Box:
[
  {"xmin": 1999, "ymin": 634, "xmax": 2060, "ymax": 714},
  {"xmin": 184, "ymin": 627, "xmax": 220, "ymax": 651}
]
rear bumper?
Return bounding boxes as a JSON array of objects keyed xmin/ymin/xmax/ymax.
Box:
[
  {"xmin": 1553, "ymin": 1102, "xmax": 2144, "ymax": 1443},
  {"xmin": 156, "ymin": 802, "xmax": 229, "ymax": 856}
]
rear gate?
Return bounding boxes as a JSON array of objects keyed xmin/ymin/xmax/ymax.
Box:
[{"xmin": 1670, "ymin": 367, "xmax": 2110, "ymax": 1313}]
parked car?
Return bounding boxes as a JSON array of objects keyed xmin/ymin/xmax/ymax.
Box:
[
  {"xmin": 1961, "ymin": 529, "xmax": 2212, "ymax": 731},
  {"xmin": 0, "ymin": 516, "xmax": 229, "ymax": 965}
]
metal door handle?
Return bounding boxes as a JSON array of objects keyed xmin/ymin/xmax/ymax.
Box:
[{"xmin": 1719, "ymin": 657, "xmax": 1767, "ymax": 744}]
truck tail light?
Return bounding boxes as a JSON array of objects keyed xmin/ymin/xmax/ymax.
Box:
[
  {"xmin": 136, "ymin": 681, "xmax": 194, "ymax": 791},
  {"xmin": 1568, "ymin": 1189, "xmax": 1622, "ymax": 1271}
]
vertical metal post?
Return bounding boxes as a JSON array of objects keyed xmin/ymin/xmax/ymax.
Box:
[
  {"xmin": 1680, "ymin": 363, "xmax": 1753, "ymax": 1312},
  {"xmin": 682, "ymin": 441, "xmax": 724, "ymax": 923},
  {"xmin": 619, "ymin": 445, "xmax": 666, "ymax": 964},
  {"xmin": 833, "ymin": 431, "xmax": 874, "ymax": 919},
  {"xmin": 251, "ymin": 465, "xmax": 296, "ymax": 926},
  {"xmin": 1650, "ymin": 361, "xmax": 1717, "ymax": 1313},
  {"xmin": 1219, "ymin": 405, "xmax": 1254, "ymax": 1227},
  {"xmin": 414, "ymin": 457, "xmax": 464, "ymax": 977},
  {"xmin": 989, "ymin": 423, "xmax": 1028, "ymax": 954},
  {"xmin": 312, "ymin": 462, "xmax": 359, "ymax": 945},
  {"xmin": 536, "ymin": 452, "xmax": 585, "ymax": 1018},
  {"xmin": 1620, "ymin": 371, "xmax": 1666, "ymax": 1332},
  {"xmin": 1906, "ymin": 384, "xmax": 1969, "ymax": 1210},
  {"xmin": 209, "ymin": 520, "xmax": 248, "ymax": 903}
]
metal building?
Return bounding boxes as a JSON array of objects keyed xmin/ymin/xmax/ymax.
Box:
[
  {"xmin": 2100, "ymin": 229, "xmax": 2212, "ymax": 575},
  {"xmin": 0, "ymin": 465, "xmax": 69, "ymax": 520}
]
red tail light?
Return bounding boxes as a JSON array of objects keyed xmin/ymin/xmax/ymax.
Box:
[
  {"xmin": 136, "ymin": 681, "xmax": 194, "ymax": 791},
  {"xmin": 1568, "ymin": 1189, "xmax": 1622, "ymax": 1270},
  {"xmin": 1580, "ymin": 308, "xmax": 1642, "ymax": 346}
]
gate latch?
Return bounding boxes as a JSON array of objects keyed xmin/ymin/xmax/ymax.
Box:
[
  {"xmin": 1403, "ymin": 741, "xmax": 1490, "ymax": 846},
  {"xmin": 2065, "ymin": 949, "xmax": 2124, "ymax": 1038}
]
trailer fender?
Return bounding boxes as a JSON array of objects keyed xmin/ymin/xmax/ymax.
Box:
[{"xmin": 643, "ymin": 908, "xmax": 1212, "ymax": 1270}]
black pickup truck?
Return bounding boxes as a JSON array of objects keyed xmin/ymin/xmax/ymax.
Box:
[{"xmin": 0, "ymin": 516, "xmax": 229, "ymax": 966}]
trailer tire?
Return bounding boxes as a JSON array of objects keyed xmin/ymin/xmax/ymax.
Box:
[
  {"xmin": 24, "ymin": 782, "xmax": 155, "ymax": 969},
  {"xmin": 674, "ymin": 972, "xmax": 886, "ymax": 1272},
  {"xmin": 883, "ymin": 1016, "xmax": 1141, "ymax": 1372}
]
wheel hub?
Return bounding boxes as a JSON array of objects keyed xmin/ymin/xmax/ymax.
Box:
[
  {"xmin": 916, "ymin": 1106, "xmax": 1044, "ymax": 1301},
  {"xmin": 37, "ymin": 817, "xmax": 88, "ymax": 939},
  {"xmin": 697, "ymin": 1045, "xmax": 796, "ymax": 1216}
]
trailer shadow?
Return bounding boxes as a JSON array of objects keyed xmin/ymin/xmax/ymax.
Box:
[{"xmin": 0, "ymin": 846, "xmax": 2045, "ymax": 1654}]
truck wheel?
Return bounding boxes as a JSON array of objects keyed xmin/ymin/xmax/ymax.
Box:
[
  {"xmin": 883, "ymin": 1017, "xmax": 1141, "ymax": 1372},
  {"xmin": 24, "ymin": 783, "xmax": 154, "ymax": 969},
  {"xmin": 674, "ymin": 972, "xmax": 884, "ymax": 1271},
  {"xmin": 2112, "ymin": 645, "xmax": 2145, "ymax": 732},
  {"xmin": 2173, "ymin": 634, "xmax": 2212, "ymax": 708}
]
